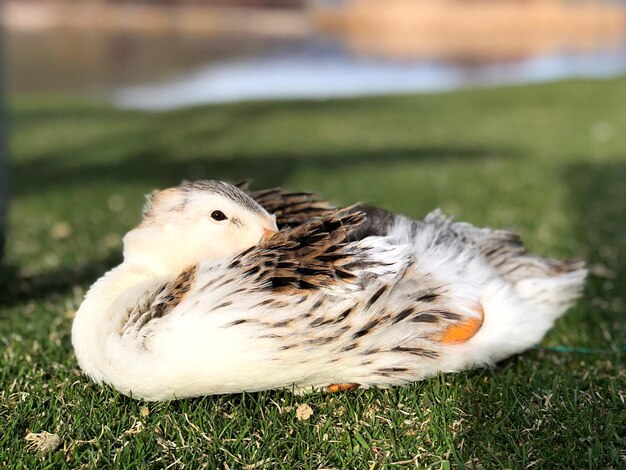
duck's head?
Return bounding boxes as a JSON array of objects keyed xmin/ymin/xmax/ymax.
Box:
[{"xmin": 122, "ymin": 180, "xmax": 278, "ymax": 274}]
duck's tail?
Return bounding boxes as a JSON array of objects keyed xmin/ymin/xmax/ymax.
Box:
[
  {"xmin": 466, "ymin": 223, "xmax": 587, "ymax": 321},
  {"xmin": 421, "ymin": 211, "xmax": 587, "ymax": 365},
  {"xmin": 423, "ymin": 210, "xmax": 587, "ymax": 303},
  {"xmin": 464, "ymin": 263, "xmax": 587, "ymax": 365}
]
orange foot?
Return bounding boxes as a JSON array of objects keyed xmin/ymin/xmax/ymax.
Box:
[
  {"xmin": 441, "ymin": 302, "xmax": 485, "ymax": 344},
  {"xmin": 327, "ymin": 383, "xmax": 360, "ymax": 393}
]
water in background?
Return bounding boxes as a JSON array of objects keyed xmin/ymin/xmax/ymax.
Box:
[
  {"xmin": 7, "ymin": 8, "xmax": 626, "ymax": 110},
  {"xmin": 114, "ymin": 38, "xmax": 626, "ymax": 110}
]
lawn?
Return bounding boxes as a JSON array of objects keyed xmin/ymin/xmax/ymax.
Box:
[{"xmin": 1, "ymin": 79, "xmax": 625, "ymax": 468}]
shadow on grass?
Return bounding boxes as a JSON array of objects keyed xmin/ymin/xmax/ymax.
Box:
[
  {"xmin": 9, "ymin": 97, "xmax": 521, "ymax": 196},
  {"xmin": 9, "ymin": 145, "xmax": 519, "ymax": 198},
  {"xmin": 0, "ymin": 251, "xmax": 122, "ymax": 308}
]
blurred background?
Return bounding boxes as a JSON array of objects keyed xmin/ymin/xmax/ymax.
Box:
[
  {"xmin": 1, "ymin": 0, "xmax": 626, "ymax": 287},
  {"xmin": 4, "ymin": 0, "xmax": 626, "ymax": 107}
]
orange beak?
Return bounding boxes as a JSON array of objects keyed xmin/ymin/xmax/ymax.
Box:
[{"xmin": 262, "ymin": 227, "xmax": 278, "ymax": 242}]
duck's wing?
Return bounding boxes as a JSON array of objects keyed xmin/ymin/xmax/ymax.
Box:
[
  {"xmin": 236, "ymin": 181, "xmax": 402, "ymax": 238},
  {"xmin": 236, "ymin": 182, "xmax": 336, "ymax": 229},
  {"xmin": 232, "ymin": 210, "xmax": 386, "ymax": 293}
]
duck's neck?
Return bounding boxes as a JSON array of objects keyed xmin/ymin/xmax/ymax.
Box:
[
  {"xmin": 71, "ymin": 262, "xmax": 172, "ymax": 383},
  {"xmin": 81, "ymin": 263, "xmax": 159, "ymax": 311}
]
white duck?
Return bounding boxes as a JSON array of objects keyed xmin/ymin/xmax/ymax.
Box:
[{"xmin": 72, "ymin": 180, "xmax": 586, "ymax": 400}]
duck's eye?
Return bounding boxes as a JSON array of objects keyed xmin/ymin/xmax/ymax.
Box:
[{"xmin": 211, "ymin": 210, "xmax": 227, "ymax": 221}]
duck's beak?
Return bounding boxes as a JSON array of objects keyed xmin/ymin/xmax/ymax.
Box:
[{"xmin": 262, "ymin": 227, "xmax": 278, "ymax": 242}]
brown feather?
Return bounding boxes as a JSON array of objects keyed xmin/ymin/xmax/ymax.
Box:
[
  {"xmin": 235, "ymin": 210, "xmax": 367, "ymax": 293},
  {"xmin": 246, "ymin": 186, "xmax": 336, "ymax": 228}
]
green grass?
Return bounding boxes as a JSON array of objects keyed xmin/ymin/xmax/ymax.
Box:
[{"xmin": 1, "ymin": 79, "xmax": 625, "ymax": 468}]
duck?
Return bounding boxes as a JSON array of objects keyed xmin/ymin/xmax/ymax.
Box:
[{"xmin": 72, "ymin": 180, "xmax": 587, "ymax": 401}]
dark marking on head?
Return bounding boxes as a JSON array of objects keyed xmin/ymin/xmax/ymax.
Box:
[{"xmin": 180, "ymin": 180, "xmax": 267, "ymax": 216}]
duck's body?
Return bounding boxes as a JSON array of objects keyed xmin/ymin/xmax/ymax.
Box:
[{"xmin": 72, "ymin": 181, "xmax": 586, "ymax": 401}]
